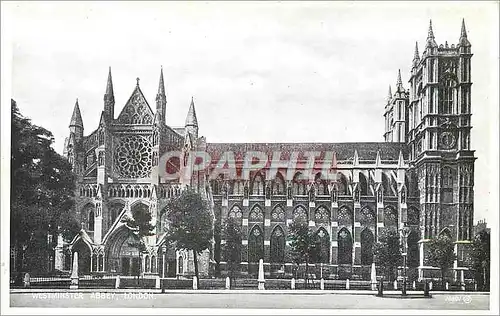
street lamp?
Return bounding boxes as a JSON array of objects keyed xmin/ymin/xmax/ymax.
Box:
[{"xmin": 400, "ymin": 225, "xmax": 411, "ymax": 296}]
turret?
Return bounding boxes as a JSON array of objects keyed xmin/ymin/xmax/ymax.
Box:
[
  {"xmin": 104, "ymin": 67, "xmax": 115, "ymax": 122},
  {"xmin": 412, "ymin": 42, "xmax": 420, "ymax": 69},
  {"xmin": 458, "ymin": 18, "xmax": 471, "ymax": 54}
]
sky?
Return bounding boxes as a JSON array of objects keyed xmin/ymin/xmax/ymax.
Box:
[{"xmin": 2, "ymin": 1, "xmax": 498, "ymax": 225}]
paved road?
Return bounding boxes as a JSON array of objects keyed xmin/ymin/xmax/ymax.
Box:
[{"xmin": 10, "ymin": 292, "xmax": 489, "ymax": 310}]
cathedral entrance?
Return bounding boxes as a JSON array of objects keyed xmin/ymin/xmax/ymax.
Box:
[
  {"xmin": 105, "ymin": 226, "xmax": 141, "ymax": 276},
  {"xmin": 71, "ymin": 239, "xmax": 91, "ymax": 275}
]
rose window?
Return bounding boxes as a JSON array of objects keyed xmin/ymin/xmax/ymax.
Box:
[{"xmin": 114, "ymin": 135, "xmax": 152, "ymax": 178}]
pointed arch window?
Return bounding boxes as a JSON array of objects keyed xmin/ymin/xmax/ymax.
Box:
[
  {"xmin": 360, "ymin": 228, "xmax": 374, "ymax": 265},
  {"xmin": 293, "ymin": 172, "xmax": 307, "ymax": 195},
  {"xmin": 233, "ymin": 181, "xmax": 244, "ymax": 195},
  {"xmin": 441, "ymin": 167, "xmax": 455, "ymax": 203},
  {"xmin": 88, "ymin": 210, "xmax": 95, "ymax": 231},
  {"xmin": 315, "ymin": 228, "xmax": 330, "ymax": 263},
  {"xmin": 228, "ymin": 205, "xmax": 243, "ymax": 223},
  {"xmin": 338, "ymin": 206, "xmax": 353, "ymax": 227},
  {"xmin": 338, "ymin": 228, "xmax": 352, "ymax": 265},
  {"xmin": 249, "ymin": 206, "xmax": 264, "ymax": 222},
  {"xmin": 383, "ymin": 206, "xmax": 398, "ymax": 227},
  {"xmin": 358, "ymin": 173, "xmax": 368, "ymax": 196},
  {"xmin": 337, "ymin": 173, "xmax": 349, "ymax": 195},
  {"xmin": 382, "ymin": 173, "xmax": 393, "ymax": 196},
  {"xmin": 248, "ymin": 225, "xmax": 264, "ymax": 263},
  {"xmin": 271, "ymin": 205, "xmax": 285, "ymax": 222},
  {"xmin": 315, "ymin": 206, "xmax": 330, "ymax": 223},
  {"xmin": 270, "ymin": 226, "xmax": 285, "ymax": 263},
  {"xmin": 273, "ymin": 173, "xmax": 285, "ymax": 195},
  {"xmin": 439, "ymin": 78, "xmax": 456, "ymax": 114},
  {"xmin": 293, "ymin": 206, "xmax": 308, "ymax": 224},
  {"xmin": 252, "ymin": 173, "xmax": 265, "ymax": 195},
  {"xmin": 359, "ymin": 207, "xmax": 375, "ymax": 227}
]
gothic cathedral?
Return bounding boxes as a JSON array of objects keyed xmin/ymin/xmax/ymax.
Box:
[{"xmin": 59, "ymin": 20, "xmax": 475, "ymax": 281}]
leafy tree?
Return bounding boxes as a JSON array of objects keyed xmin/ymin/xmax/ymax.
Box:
[
  {"xmin": 121, "ymin": 203, "xmax": 155, "ymax": 281},
  {"xmin": 163, "ymin": 188, "xmax": 213, "ymax": 281},
  {"xmin": 471, "ymin": 230, "xmax": 490, "ymax": 291},
  {"xmin": 373, "ymin": 228, "xmax": 402, "ymax": 281},
  {"xmin": 11, "ymin": 99, "xmax": 80, "ymax": 273},
  {"xmin": 222, "ymin": 217, "xmax": 242, "ymax": 286},
  {"xmin": 427, "ymin": 235, "xmax": 456, "ymax": 289},
  {"xmin": 287, "ymin": 221, "xmax": 319, "ymax": 288}
]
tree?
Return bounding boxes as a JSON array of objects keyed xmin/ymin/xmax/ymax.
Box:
[
  {"xmin": 121, "ymin": 203, "xmax": 155, "ymax": 282},
  {"xmin": 373, "ymin": 228, "xmax": 402, "ymax": 281},
  {"xmin": 427, "ymin": 235, "xmax": 456, "ymax": 289},
  {"xmin": 163, "ymin": 188, "xmax": 213, "ymax": 281},
  {"xmin": 222, "ymin": 217, "xmax": 242, "ymax": 286},
  {"xmin": 471, "ymin": 230, "xmax": 490, "ymax": 291},
  {"xmin": 11, "ymin": 99, "xmax": 80, "ymax": 273},
  {"xmin": 287, "ymin": 221, "xmax": 319, "ymax": 288}
]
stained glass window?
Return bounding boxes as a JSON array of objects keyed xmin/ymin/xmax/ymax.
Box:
[
  {"xmin": 248, "ymin": 226, "xmax": 264, "ymax": 263},
  {"xmin": 315, "ymin": 206, "xmax": 330, "ymax": 223},
  {"xmin": 114, "ymin": 135, "xmax": 153, "ymax": 178},
  {"xmin": 271, "ymin": 206, "xmax": 285, "ymax": 222},
  {"xmin": 293, "ymin": 206, "xmax": 308, "ymax": 223},
  {"xmin": 228, "ymin": 206, "xmax": 243, "ymax": 220},
  {"xmin": 338, "ymin": 228, "xmax": 352, "ymax": 264},
  {"xmin": 270, "ymin": 226, "xmax": 285, "ymax": 263},
  {"xmin": 359, "ymin": 207, "xmax": 375, "ymax": 227},
  {"xmin": 316, "ymin": 228, "xmax": 330, "ymax": 263},
  {"xmin": 384, "ymin": 206, "xmax": 398, "ymax": 227},
  {"xmin": 249, "ymin": 206, "xmax": 264, "ymax": 222},
  {"xmin": 338, "ymin": 206, "xmax": 352, "ymax": 226}
]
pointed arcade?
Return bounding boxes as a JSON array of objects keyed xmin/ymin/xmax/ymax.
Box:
[
  {"xmin": 70, "ymin": 99, "xmax": 83, "ymax": 128},
  {"xmin": 185, "ymin": 96, "xmax": 198, "ymax": 128}
]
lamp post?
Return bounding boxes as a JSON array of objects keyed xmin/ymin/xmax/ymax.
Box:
[{"xmin": 400, "ymin": 225, "xmax": 411, "ymax": 296}]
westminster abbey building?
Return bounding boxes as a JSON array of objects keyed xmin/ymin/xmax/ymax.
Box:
[{"xmin": 58, "ymin": 20, "xmax": 475, "ymax": 282}]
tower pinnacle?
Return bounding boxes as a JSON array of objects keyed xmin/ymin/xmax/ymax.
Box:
[
  {"xmin": 459, "ymin": 18, "xmax": 471, "ymax": 47},
  {"xmin": 70, "ymin": 98, "xmax": 83, "ymax": 128},
  {"xmin": 185, "ymin": 97, "xmax": 198, "ymax": 128},
  {"xmin": 426, "ymin": 19, "xmax": 438, "ymax": 48}
]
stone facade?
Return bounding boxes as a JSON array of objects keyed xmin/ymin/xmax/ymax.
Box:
[{"xmin": 58, "ymin": 20, "xmax": 475, "ymax": 281}]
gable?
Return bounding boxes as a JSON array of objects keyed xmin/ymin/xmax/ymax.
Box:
[{"xmin": 116, "ymin": 86, "xmax": 154, "ymax": 125}]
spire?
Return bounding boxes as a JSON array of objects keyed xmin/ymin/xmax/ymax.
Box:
[
  {"xmin": 157, "ymin": 66, "xmax": 166, "ymax": 97},
  {"xmin": 396, "ymin": 69, "xmax": 404, "ymax": 92},
  {"xmin": 185, "ymin": 96, "xmax": 198, "ymax": 127},
  {"xmin": 105, "ymin": 67, "xmax": 114, "ymax": 98},
  {"xmin": 387, "ymin": 85, "xmax": 392, "ymax": 101},
  {"xmin": 413, "ymin": 42, "xmax": 420, "ymax": 61},
  {"xmin": 459, "ymin": 18, "xmax": 471, "ymax": 47},
  {"xmin": 70, "ymin": 98, "xmax": 83, "ymax": 128},
  {"xmin": 426, "ymin": 19, "xmax": 438, "ymax": 48}
]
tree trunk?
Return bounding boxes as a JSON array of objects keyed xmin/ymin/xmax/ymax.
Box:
[{"xmin": 193, "ymin": 250, "xmax": 199, "ymax": 283}]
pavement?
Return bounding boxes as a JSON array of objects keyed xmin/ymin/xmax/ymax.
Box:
[{"xmin": 9, "ymin": 289, "xmax": 490, "ymax": 311}]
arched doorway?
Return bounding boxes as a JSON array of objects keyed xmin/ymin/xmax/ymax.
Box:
[
  {"xmin": 72, "ymin": 239, "xmax": 91, "ymax": 275},
  {"xmin": 338, "ymin": 228, "xmax": 353, "ymax": 265},
  {"xmin": 104, "ymin": 226, "xmax": 140, "ymax": 276},
  {"xmin": 316, "ymin": 228, "xmax": 330, "ymax": 263}
]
